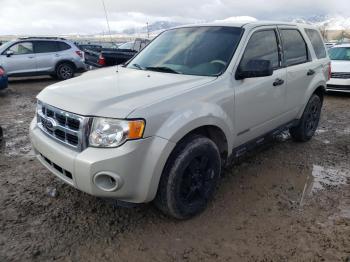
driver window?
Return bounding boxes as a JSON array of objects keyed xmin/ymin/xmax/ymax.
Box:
[
  {"xmin": 8, "ymin": 42, "xmax": 33, "ymax": 55},
  {"xmin": 239, "ymin": 30, "xmax": 279, "ymax": 71}
]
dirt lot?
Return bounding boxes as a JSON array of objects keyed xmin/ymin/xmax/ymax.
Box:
[{"xmin": 0, "ymin": 77, "xmax": 349, "ymax": 262}]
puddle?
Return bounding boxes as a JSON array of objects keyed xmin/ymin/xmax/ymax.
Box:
[
  {"xmin": 309, "ymin": 165, "xmax": 350, "ymax": 193},
  {"xmin": 299, "ymin": 165, "xmax": 350, "ymax": 208}
]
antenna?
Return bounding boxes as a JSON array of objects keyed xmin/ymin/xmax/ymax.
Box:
[
  {"xmin": 101, "ymin": 0, "xmax": 113, "ymax": 43},
  {"xmin": 146, "ymin": 22, "xmax": 150, "ymax": 39},
  {"xmin": 101, "ymin": 0, "xmax": 119, "ymax": 73}
]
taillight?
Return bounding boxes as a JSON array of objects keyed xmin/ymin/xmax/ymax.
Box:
[
  {"xmin": 0, "ymin": 67, "xmax": 4, "ymax": 76},
  {"xmin": 75, "ymin": 50, "xmax": 83, "ymax": 58},
  {"xmin": 328, "ymin": 62, "xmax": 332, "ymax": 80},
  {"xmin": 98, "ymin": 54, "xmax": 106, "ymax": 66}
]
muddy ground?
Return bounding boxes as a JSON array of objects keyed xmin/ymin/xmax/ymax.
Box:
[{"xmin": 0, "ymin": 77, "xmax": 349, "ymax": 262}]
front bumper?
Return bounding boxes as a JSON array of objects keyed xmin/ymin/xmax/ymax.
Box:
[
  {"xmin": 327, "ymin": 78, "xmax": 350, "ymax": 93},
  {"xmin": 29, "ymin": 119, "xmax": 175, "ymax": 203}
]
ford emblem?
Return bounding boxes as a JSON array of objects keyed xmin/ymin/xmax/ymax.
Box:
[{"xmin": 44, "ymin": 118, "xmax": 57, "ymax": 132}]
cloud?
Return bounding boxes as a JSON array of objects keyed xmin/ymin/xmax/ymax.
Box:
[{"xmin": 0, "ymin": 0, "xmax": 349, "ymax": 35}]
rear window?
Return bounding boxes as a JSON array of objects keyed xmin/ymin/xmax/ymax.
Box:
[
  {"xmin": 280, "ymin": 29, "xmax": 308, "ymax": 66},
  {"xmin": 305, "ymin": 29, "xmax": 327, "ymax": 59},
  {"xmin": 57, "ymin": 42, "xmax": 71, "ymax": 51},
  {"xmin": 34, "ymin": 41, "xmax": 71, "ymax": 53},
  {"xmin": 34, "ymin": 41, "xmax": 60, "ymax": 53}
]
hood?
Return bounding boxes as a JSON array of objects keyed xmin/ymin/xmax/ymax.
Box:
[
  {"xmin": 331, "ymin": 60, "xmax": 350, "ymax": 73},
  {"xmin": 37, "ymin": 67, "xmax": 215, "ymax": 118}
]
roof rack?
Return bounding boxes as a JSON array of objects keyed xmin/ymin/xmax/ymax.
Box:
[{"xmin": 17, "ymin": 37, "xmax": 67, "ymax": 40}]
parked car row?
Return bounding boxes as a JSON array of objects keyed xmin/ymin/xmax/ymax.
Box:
[{"xmin": 0, "ymin": 33, "xmax": 349, "ymax": 97}]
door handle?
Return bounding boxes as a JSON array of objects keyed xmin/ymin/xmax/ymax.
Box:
[
  {"xmin": 28, "ymin": 56, "xmax": 35, "ymax": 59},
  {"xmin": 273, "ymin": 78, "xmax": 284, "ymax": 86},
  {"xmin": 307, "ymin": 69, "xmax": 315, "ymax": 76}
]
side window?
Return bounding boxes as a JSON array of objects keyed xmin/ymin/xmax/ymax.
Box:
[
  {"xmin": 8, "ymin": 42, "xmax": 33, "ymax": 55},
  {"xmin": 305, "ymin": 29, "xmax": 327, "ymax": 59},
  {"xmin": 57, "ymin": 42, "xmax": 71, "ymax": 51},
  {"xmin": 34, "ymin": 41, "xmax": 60, "ymax": 53},
  {"xmin": 239, "ymin": 30, "xmax": 280, "ymax": 70},
  {"xmin": 280, "ymin": 29, "xmax": 308, "ymax": 66}
]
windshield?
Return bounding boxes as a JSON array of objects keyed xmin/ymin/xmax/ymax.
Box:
[
  {"xmin": 127, "ymin": 26, "xmax": 243, "ymax": 76},
  {"xmin": 329, "ymin": 47, "xmax": 350, "ymax": 61},
  {"xmin": 0, "ymin": 40, "xmax": 15, "ymax": 53}
]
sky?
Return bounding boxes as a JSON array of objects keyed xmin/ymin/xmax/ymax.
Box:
[{"xmin": 0, "ymin": 0, "xmax": 349, "ymax": 35}]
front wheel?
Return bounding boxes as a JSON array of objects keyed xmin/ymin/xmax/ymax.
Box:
[
  {"xmin": 290, "ymin": 94, "xmax": 322, "ymax": 142},
  {"xmin": 154, "ymin": 135, "xmax": 221, "ymax": 219}
]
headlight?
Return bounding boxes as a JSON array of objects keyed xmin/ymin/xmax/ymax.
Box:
[{"xmin": 89, "ymin": 118, "xmax": 145, "ymax": 148}]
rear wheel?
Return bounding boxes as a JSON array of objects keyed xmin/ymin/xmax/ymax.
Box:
[
  {"xmin": 155, "ymin": 135, "xmax": 221, "ymax": 219},
  {"xmin": 56, "ymin": 63, "xmax": 75, "ymax": 80},
  {"xmin": 290, "ymin": 94, "xmax": 322, "ymax": 142}
]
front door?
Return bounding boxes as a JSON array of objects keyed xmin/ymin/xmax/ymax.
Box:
[
  {"xmin": 2, "ymin": 41, "xmax": 36, "ymax": 75},
  {"xmin": 234, "ymin": 27, "xmax": 287, "ymax": 145}
]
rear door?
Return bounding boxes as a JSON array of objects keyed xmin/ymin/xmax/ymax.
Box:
[
  {"xmin": 33, "ymin": 41, "xmax": 60, "ymax": 72},
  {"xmin": 1, "ymin": 41, "xmax": 36, "ymax": 75},
  {"xmin": 278, "ymin": 27, "xmax": 314, "ymax": 117},
  {"xmin": 234, "ymin": 27, "xmax": 287, "ymax": 144}
]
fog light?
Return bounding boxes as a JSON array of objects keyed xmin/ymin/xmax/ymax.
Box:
[{"xmin": 93, "ymin": 172, "xmax": 123, "ymax": 192}]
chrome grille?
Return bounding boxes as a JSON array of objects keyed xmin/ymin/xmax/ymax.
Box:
[
  {"xmin": 331, "ymin": 72, "xmax": 350, "ymax": 79},
  {"xmin": 37, "ymin": 101, "xmax": 90, "ymax": 151}
]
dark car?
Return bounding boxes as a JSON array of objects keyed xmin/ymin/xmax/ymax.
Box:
[
  {"xmin": 85, "ymin": 38, "xmax": 150, "ymax": 68},
  {"xmin": 77, "ymin": 44, "xmax": 102, "ymax": 53},
  {"xmin": 0, "ymin": 66, "xmax": 8, "ymax": 90}
]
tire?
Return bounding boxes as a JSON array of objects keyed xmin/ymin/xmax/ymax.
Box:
[
  {"xmin": 290, "ymin": 94, "xmax": 322, "ymax": 142},
  {"xmin": 154, "ymin": 135, "xmax": 221, "ymax": 219},
  {"xmin": 56, "ymin": 63, "xmax": 75, "ymax": 80}
]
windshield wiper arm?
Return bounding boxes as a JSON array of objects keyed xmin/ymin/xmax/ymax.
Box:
[
  {"xmin": 132, "ymin": 63, "xmax": 145, "ymax": 70},
  {"xmin": 145, "ymin": 66, "xmax": 180, "ymax": 74}
]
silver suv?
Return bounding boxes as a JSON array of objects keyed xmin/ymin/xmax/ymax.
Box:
[
  {"xmin": 0, "ymin": 37, "xmax": 86, "ymax": 80},
  {"xmin": 30, "ymin": 22, "xmax": 330, "ymax": 219}
]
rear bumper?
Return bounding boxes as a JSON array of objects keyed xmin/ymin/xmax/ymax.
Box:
[
  {"xmin": 75, "ymin": 61, "xmax": 88, "ymax": 72},
  {"xmin": 29, "ymin": 118, "xmax": 175, "ymax": 203}
]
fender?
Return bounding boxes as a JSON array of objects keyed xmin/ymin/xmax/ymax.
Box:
[{"xmin": 143, "ymin": 102, "xmax": 235, "ymax": 201}]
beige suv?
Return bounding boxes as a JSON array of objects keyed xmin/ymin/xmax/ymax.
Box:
[{"xmin": 30, "ymin": 22, "xmax": 330, "ymax": 219}]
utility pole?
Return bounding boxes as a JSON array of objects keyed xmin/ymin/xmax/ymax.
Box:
[{"xmin": 101, "ymin": 0, "xmax": 113, "ymax": 43}]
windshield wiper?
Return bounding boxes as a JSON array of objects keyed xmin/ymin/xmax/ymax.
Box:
[
  {"xmin": 145, "ymin": 66, "xmax": 180, "ymax": 74},
  {"xmin": 132, "ymin": 63, "xmax": 145, "ymax": 70}
]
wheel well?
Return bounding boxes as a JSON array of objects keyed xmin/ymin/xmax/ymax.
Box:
[
  {"xmin": 178, "ymin": 125, "xmax": 228, "ymax": 165},
  {"xmin": 55, "ymin": 60, "xmax": 76, "ymax": 72},
  {"xmin": 313, "ymin": 86, "xmax": 325, "ymax": 104}
]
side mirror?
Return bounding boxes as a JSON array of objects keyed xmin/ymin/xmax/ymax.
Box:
[
  {"xmin": 236, "ymin": 59, "xmax": 273, "ymax": 80},
  {"xmin": 5, "ymin": 50, "xmax": 14, "ymax": 57}
]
